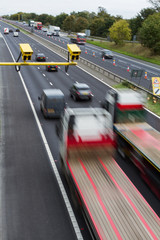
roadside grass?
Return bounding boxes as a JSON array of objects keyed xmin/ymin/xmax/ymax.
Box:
[
  {"xmin": 113, "ymin": 82, "xmax": 160, "ymax": 116},
  {"xmin": 87, "ymin": 40, "xmax": 160, "ymax": 65}
]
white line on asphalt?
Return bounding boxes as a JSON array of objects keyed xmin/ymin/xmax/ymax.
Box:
[
  {"xmin": 43, "ymin": 73, "xmax": 46, "ymax": 77},
  {"xmin": 131, "ymin": 64, "xmax": 141, "ymax": 69},
  {"xmin": 3, "ymin": 35, "xmax": 84, "ymax": 240},
  {"xmin": 23, "ymin": 28, "xmax": 160, "ymax": 121},
  {"xmin": 118, "ymin": 60, "xmax": 127, "ymax": 64},
  {"xmin": 49, "ymin": 82, "xmax": 53, "ymax": 86}
]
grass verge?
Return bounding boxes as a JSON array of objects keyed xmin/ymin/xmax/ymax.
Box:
[{"xmin": 87, "ymin": 40, "xmax": 160, "ymax": 65}]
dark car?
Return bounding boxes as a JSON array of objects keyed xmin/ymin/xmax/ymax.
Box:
[
  {"xmin": 15, "ymin": 28, "xmax": 20, "ymax": 32},
  {"xmin": 101, "ymin": 49, "xmax": 113, "ymax": 59},
  {"xmin": 46, "ymin": 65, "xmax": 58, "ymax": 72},
  {"xmin": 70, "ymin": 83, "xmax": 92, "ymax": 101},
  {"xmin": 35, "ymin": 53, "xmax": 46, "ymax": 61},
  {"xmin": 9, "ymin": 29, "xmax": 13, "ymax": 32}
]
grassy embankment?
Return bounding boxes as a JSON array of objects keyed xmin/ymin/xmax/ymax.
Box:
[{"xmin": 87, "ymin": 40, "xmax": 160, "ymax": 116}]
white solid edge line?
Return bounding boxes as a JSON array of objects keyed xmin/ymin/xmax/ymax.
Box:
[{"xmin": 2, "ymin": 34, "xmax": 83, "ymax": 240}]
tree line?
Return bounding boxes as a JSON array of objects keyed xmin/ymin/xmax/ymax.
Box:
[{"xmin": 2, "ymin": 1, "xmax": 160, "ymax": 54}]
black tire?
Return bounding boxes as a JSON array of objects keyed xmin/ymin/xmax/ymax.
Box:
[{"xmin": 73, "ymin": 95, "xmax": 77, "ymax": 101}]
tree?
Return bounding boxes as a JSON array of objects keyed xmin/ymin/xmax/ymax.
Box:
[
  {"xmin": 62, "ymin": 15, "xmax": 76, "ymax": 32},
  {"xmin": 148, "ymin": 0, "xmax": 160, "ymax": 10},
  {"xmin": 54, "ymin": 13, "xmax": 68, "ymax": 28},
  {"xmin": 74, "ymin": 17, "xmax": 89, "ymax": 32},
  {"xmin": 139, "ymin": 12, "xmax": 160, "ymax": 53},
  {"xmin": 109, "ymin": 19, "xmax": 131, "ymax": 44},
  {"xmin": 89, "ymin": 18, "xmax": 106, "ymax": 36},
  {"xmin": 129, "ymin": 8, "xmax": 156, "ymax": 39}
]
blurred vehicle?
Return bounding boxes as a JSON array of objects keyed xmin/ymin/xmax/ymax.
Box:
[
  {"xmin": 101, "ymin": 88, "xmax": 160, "ymax": 199},
  {"xmin": 48, "ymin": 25, "xmax": 60, "ymax": 36},
  {"xmin": 15, "ymin": 28, "xmax": 20, "ymax": 32},
  {"xmin": 9, "ymin": 29, "xmax": 13, "ymax": 32},
  {"xmin": 101, "ymin": 49, "xmax": 113, "ymax": 59},
  {"xmin": 35, "ymin": 53, "xmax": 46, "ymax": 61},
  {"xmin": 28, "ymin": 20, "xmax": 34, "ymax": 27},
  {"xmin": 55, "ymin": 106, "xmax": 159, "ymax": 240},
  {"xmin": 46, "ymin": 65, "xmax": 58, "ymax": 72},
  {"xmin": 13, "ymin": 32, "xmax": 18, "ymax": 37},
  {"xmin": 42, "ymin": 28, "xmax": 48, "ymax": 32},
  {"xmin": 38, "ymin": 89, "xmax": 65, "ymax": 118},
  {"xmin": 46, "ymin": 31, "xmax": 52, "ymax": 36},
  {"xmin": 34, "ymin": 21, "xmax": 42, "ymax": 30},
  {"xmin": 70, "ymin": 82, "xmax": 92, "ymax": 101},
  {"xmin": 70, "ymin": 33, "xmax": 86, "ymax": 45},
  {"xmin": 4, "ymin": 28, "xmax": 9, "ymax": 34}
]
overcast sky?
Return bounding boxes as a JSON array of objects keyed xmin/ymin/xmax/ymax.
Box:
[{"xmin": 0, "ymin": 0, "xmax": 153, "ymax": 19}]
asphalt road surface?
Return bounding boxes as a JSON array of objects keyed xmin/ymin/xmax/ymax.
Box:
[{"xmin": 0, "ymin": 21, "xmax": 159, "ymax": 240}]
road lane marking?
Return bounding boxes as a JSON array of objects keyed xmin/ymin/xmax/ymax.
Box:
[{"xmin": 3, "ymin": 34, "xmax": 83, "ymax": 240}]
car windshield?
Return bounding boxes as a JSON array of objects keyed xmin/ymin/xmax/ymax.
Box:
[
  {"xmin": 78, "ymin": 87, "xmax": 90, "ymax": 91},
  {"xmin": 104, "ymin": 50, "xmax": 112, "ymax": 54},
  {"xmin": 37, "ymin": 54, "xmax": 44, "ymax": 57}
]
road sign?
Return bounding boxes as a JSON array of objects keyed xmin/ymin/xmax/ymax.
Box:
[
  {"xmin": 131, "ymin": 70, "xmax": 143, "ymax": 78},
  {"xmin": 152, "ymin": 77, "xmax": 160, "ymax": 95}
]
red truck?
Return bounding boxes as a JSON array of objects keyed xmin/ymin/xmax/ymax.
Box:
[
  {"xmin": 70, "ymin": 33, "xmax": 86, "ymax": 45},
  {"xmin": 56, "ymin": 107, "xmax": 160, "ymax": 240},
  {"xmin": 34, "ymin": 22, "xmax": 42, "ymax": 30},
  {"xmin": 102, "ymin": 88, "xmax": 160, "ymax": 199}
]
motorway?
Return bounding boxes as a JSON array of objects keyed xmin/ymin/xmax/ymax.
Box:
[
  {"xmin": 0, "ymin": 21, "xmax": 159, "ymax": 239},
  {"xmin": 16, "ymin": 21, "xmax": 160, "ymax": 92}
]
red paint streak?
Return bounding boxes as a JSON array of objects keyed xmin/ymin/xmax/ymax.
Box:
[
  {"xmin": 67, "ymin": 135, "xmax": 115, "ymax": 148},
  {"xmin": 113, "ymin": 159, "xmax": 160, "ymax": 221},
  {"xmin": 79, "ymin": 159, "xmax": 122, "ymax": 240},
  {"xmin": 116, "ymin": 103, "xmax": 143, "ymax": 110},
  {"xmin": 66, "ymin": 160, "xmax": 103, "ymax": 240},
  {"xmin": 99, "ymin": 158, "xmax": 159, "ymax": 240},
  {"xmin": 131, "ymin": 128, "xmax": 160, "ymax": 151}
]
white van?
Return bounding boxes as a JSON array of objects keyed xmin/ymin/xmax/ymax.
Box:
[
  {"xmin": 4, "ymin": 28, "xmax": 9, "ymax": 34},
  {"xmin": 13, "ymin": 32, "xmax": 18, "ymax": 37}
]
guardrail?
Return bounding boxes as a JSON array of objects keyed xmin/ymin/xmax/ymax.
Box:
[{"xmin": 3, "ymin": 20, "xmax": 160, "ymax": 100}]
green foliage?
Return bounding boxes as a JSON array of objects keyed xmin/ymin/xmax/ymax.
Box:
[
  {"xmin": 129, "ymin": 8, "xmax": 156, "ymax": 39},
  {"xmin": 89, "ymin": 18, "xmax": 106, "ymax": 36},
  {"xmin": 74, "ymin": 17, "xmax": 89, "ymax": 32},
  {"xmin": 62, "ymin": 15, "xmax": 76, "ymax": 31},
  {"xmin": 139, "ymin": 12, "xmax": 160, "ymax": 54},
  {"xmin": 54, "ymin": 13, "xmax": 68, "ymax": 28},
  {"xmin": 109, "ymin": 19, "xmax": 131, "ymax": 44},
  {"xmin": 148, "ymin": 0, "xmax": 160, "ymax": 11}
]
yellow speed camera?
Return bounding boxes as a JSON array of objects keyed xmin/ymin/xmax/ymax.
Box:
[
  {"xmin": 19, "ymin": 43, "xmax": 33, "ymax": 61},
  {"xmin": 67, "ymin": 44, "xmax": 81, "ymax": 61}
]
